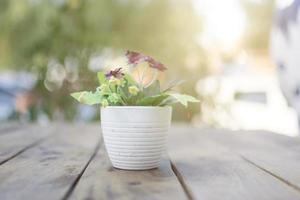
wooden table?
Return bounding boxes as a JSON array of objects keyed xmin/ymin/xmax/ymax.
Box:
[{"xmin": 1, "ymin": 123, "xmax": 300, "ymax": 200}]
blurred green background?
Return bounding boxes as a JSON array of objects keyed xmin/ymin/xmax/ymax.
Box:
[{"xmin": 0, "ymin": 0, "xmax": 274, "ymax": 123}]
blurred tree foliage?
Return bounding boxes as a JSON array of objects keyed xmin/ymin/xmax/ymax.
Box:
[{"xmin": 0, "ymin": 0, "xmax": 206, "ymax": 121}]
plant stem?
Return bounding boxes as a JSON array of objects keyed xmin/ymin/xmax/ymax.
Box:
[
  {"xmin": 140, "ymin": 64, "xmax": 147, "ymax": 88},
  {"xmin": 145, "ymin": 69, "xmax": 158, "ymax": 88}
]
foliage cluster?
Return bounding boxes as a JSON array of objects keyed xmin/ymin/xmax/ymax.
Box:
[{"xmin": 71, "ymin": 51, "xmax": 199, "ymax": 107}]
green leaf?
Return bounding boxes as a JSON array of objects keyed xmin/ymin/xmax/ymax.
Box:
[
  {"xmin": 126, "ymin": 91, "xmax": 144, "ymax": 105},
  {"xmin": 167, "ymin": 93, "xmax": 199, "ymax": 107},
  {"xmin": 71, "ymin": 91, "xmax": 103, "ymax": 105},
  {"xmin": 143, "ymin": 80, "xmax": 160, "ymax": 96},
  {"xmin": 108, "ymin": 93, "xmax": 121, "ymax": 104},
  {"xmin": 124, "ymin": 73, "xmax": 137, "ymax": 85},
  {"xmin": 162, "ymin": 79, "xmax": 186, "ymax": 92},
  {"xmin": 158, "ymin": 96, "xmax": 179, "ymax": 106},
  {"xmin": 97, "ymin": 71, "xmax": 106, "ymax": 85},
  {"xmin": 117, "ymin": 86, "xmax": 129, "ymax": 101},
  {"xmin": 137, "ymin": 93, "xmax": 169, "ymax": 106}
]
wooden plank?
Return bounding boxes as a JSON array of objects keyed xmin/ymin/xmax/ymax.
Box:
[
  {"xmin": 207, "ymin": 129, "xmax": 300, "ymax": 191},
  {"xmin": 70, "ymin": 143, "xmax": 188, "ymax": 200},
  {"xmin": 0, "ymin": 122, "xmax": 23, "ymax": 134},
  {"xmin": 168, "ymin": 126, "xmax": 300, "ymax": 200},
  {"xmin": 0, "ymin": 125, "xmax": 51, "ymax": 164},
  {"xmin": 0, "ymin": 124, "xmax": 101, "ymax": 200}
]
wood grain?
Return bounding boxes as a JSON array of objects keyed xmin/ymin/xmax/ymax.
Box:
[
  {"xmin": 168, "ymin": 126, "xmax": 300, "ymax": 200},
  {"xmin": 0, "ymin": 125, "xmax": 51, "ymax": 164},
  {"xmin": 0, "ymin": 124, "xmax": 101, "ymax": 200},
  {"xmin": 70, "ymin": 142, "xmax": 188, "ymax": 200},
  {"xmin": 207, "ymin": 129, "xmax": 300, "ymax": 191},
  {"xmin": 0, "ymin": 122, "xmax": 23, "ymax": 134},
  {"xmin": 2, "ymin": 123, "xmax": 300, "ymax": 200}
]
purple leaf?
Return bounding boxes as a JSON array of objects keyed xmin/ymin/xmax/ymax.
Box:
[{"xmin": 105, "ymin": 67, "xmax": 124, "ymax": 78}]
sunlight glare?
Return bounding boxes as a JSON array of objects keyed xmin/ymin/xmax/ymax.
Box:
[
  {"xmin": 276, "ymin": 0, "xmax": 294, "ymax": 9},
  {"xmin": 194, "ymin": 0, "xmax": 246, "ymax": 51}
]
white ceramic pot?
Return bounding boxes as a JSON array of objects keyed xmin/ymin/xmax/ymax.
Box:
[{"xmin": 101, "ymin": 106, "xmax": 172, "ymax": 170}]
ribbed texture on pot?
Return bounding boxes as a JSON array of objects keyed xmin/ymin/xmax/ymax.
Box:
[{"xmin": 101, "ymin": 107, "xmax": 172, "ymax": 170}]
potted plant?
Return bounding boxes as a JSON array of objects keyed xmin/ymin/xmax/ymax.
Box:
[{"xmin": 71, "ymin": 51, "xmax": 199, "ymax": 170}]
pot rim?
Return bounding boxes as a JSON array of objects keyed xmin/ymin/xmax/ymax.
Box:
[{"xmin": 101, "ymin": 106, "xmax": 172, "ymax": 109}]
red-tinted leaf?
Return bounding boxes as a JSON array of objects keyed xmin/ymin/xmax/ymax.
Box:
[
  {"xmin": 125, "ymin": 50, "xmax": 167, "ymax": 71},
  {"xmin": 125, "ymin": 51, "xmax": 144, "ymax": 65},
  {"xmin": 144, "ymin": 56, "xmax": 167, "ymax": 71}
]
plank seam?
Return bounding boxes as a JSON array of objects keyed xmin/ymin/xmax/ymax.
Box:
[
  {"xmin": 62, "ymin": 140, "xmax": 102, "ymax": 200},
  {"xmin": 0, "ymin": 136, "xmax": 49, "ymax": 165},
  {"xmin": 240, "ymin": 155, "xmax": 300, "ymax": 193},
  {"xmin": 170, "ymin": 161, "xmax": 194, "ymax": 200}
]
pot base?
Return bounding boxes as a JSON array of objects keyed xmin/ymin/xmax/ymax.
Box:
[{"xmin": 112, "ymin": 165, "xmax": 158, "ymax": 171}]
